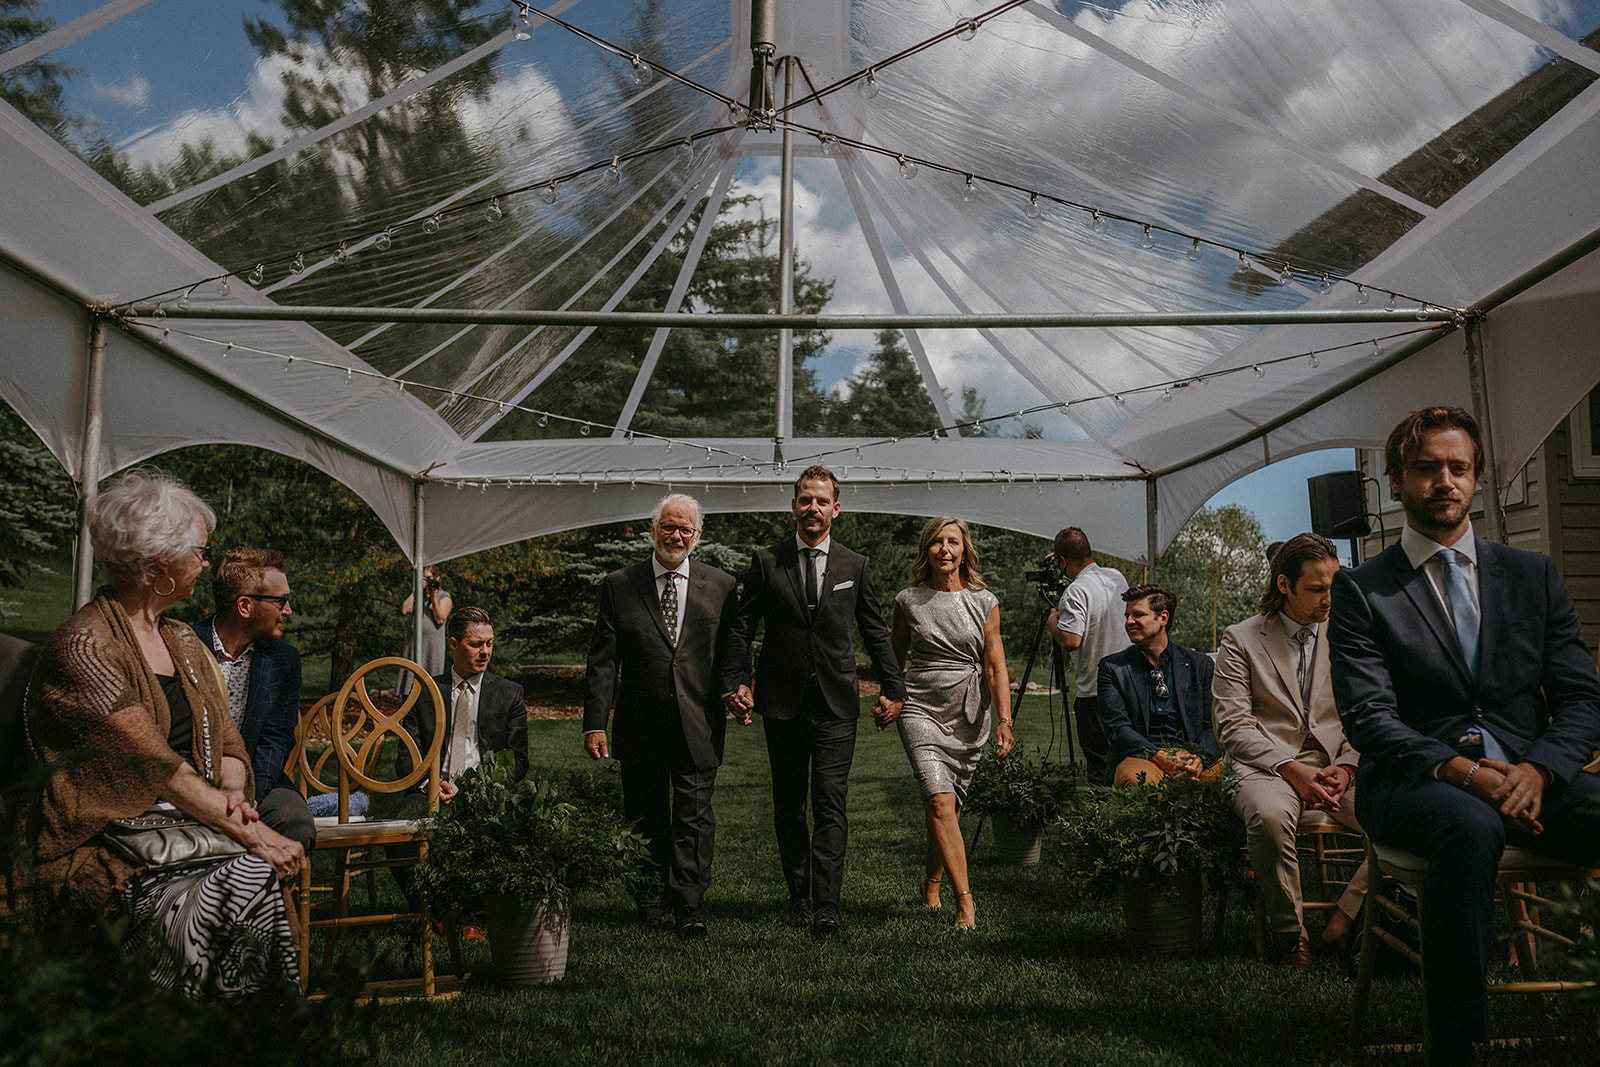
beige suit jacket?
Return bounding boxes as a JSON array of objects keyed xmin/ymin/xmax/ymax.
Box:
[{"xmin": 1213, "ymin": 612, "xmax": 1358, "ymax": 777}]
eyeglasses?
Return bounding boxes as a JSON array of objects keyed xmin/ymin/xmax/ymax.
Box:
[
  {"xmin": 243, "ymin": 594, "xmax": 291, "ymax": 609},
  {"xmin": 193, "ymin": 543, "xmax": 214, "ymax": 564},
  {"xmin": 1148, "ymin": 669, "xmax": 1170, "ymax": 701},
  {"xmin": 656, "ymin": 523, "xmax": 698, "ymax": 537}
]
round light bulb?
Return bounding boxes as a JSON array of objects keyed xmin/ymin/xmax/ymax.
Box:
[
  {"xmin": 538, "ymin": 413, "xmax": 550, "ymax": 427},
  {"xmin": 630, "ymin": 55, "xmax": 653, "ymax": 86},
  {"xmin": 422, "ymin": 214, "xmax": 441, "ymax": 235},
  {"xmin": 1235, "ymin": 252, "xmax": 1250, "ymax": 275},
  {"xmin": 1140, "ymin": 225, "xmax": 1155, "ymax": 250},
  {"xmin": 957, "ymin": 18, "xmax": 978, "ymax": 41},
  {"xmin": 1318, "ymin": 274, "xmax": 1332, "ymax": 294},
  {"xmin": 375, "ymin": 229, "xmax": 392, "ymax": 252},
  {"xmin": 1113, "ymin": 393, "xmax": 1126, "ymax": 407},
  {"xmin": 859, "ymin": 70, "xmax": 880, "ymax": 99},
  {"xmin": 216, "ymin": 277, "xmax": 231, "ymax": 297},
  {"xmin": 1356, "ymin": 285, "xmax": 1369, "ymax": 305},
  {"xmin": 1091, "ymin": 211, "xmax": 1108, "ymax": 235},
  {"xmin": 1384, "ymin": 293, "xmax": 1396, "ymax": 312},
  {"xmin": 152, "ymin": 304, "xmax": 166, "ymax": 321},
  {"xmin": 603, "ymin": 157, "xmax": 622, "ymax": 186},
  {"xmin": 1024, "ymin": 193, "xmax": 1041, "ymax": 219},
  {"xmin": 291, "ymin": 252, "xmax": 306, "ymax": 273},
  {"xmin": 176, "ymin": 291, "xmax": 190, "ymax": 311},
  {"xmin": 540, "ymin": 181, "xmax": 558, "ymax": 205},
  {"xmin": 1308, "ymin": 351, "xmax": 1321, "ymax": 368},
  {"xmin": 1186, "ymin": 238, "xmax": 1202, "ymax": 262},
  {"xmin": 819, "ymin": 135, "xmax": 837, "ymax": 157},
  {"xmin": 248, "ymin": 263, "xmax": 265, "ymax": 285},
  {"xmin": 580, "ymin": 423, "xmax": 592, "ymax": 436},
  {"xmin": 1253, "ymin": 364, "xmax": 1265, "ymax": 378},
  {"xmin": 898, "ymin": 155, "xmax": 917, "ymax": 180},
  {"xmin": 1278, "ymin": 263, "xmax": 1291, "ymax": 284},
  {"xmin": 962, "ymin": 175, "xmax": 976, "ymax": 202},
  {"xmin": 334, "ymin": 241, "xmax": 349, "ymax": 264},
  {"xmin": 675, "ymin": 139, "xmax": 695, "ymax": 168},
  {"xmin": 485, "ymin": 197, "xmax": 502, "ymax": 222}
]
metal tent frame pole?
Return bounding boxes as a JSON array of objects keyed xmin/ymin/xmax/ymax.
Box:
[
  {"xmin": 73, "ymin": 317, "xmax": 108, "ymax": 609},
  {"xmin": 775, "ymin": 53, "xmax": 796, "ymax": 463},
  {"xmin": 1464, "ymin": 320, "xmax": 1506, "ymax": 543},
  {"xmin": 1146, "ymin": 479, "xmax": 1159, "ymax": 584},
  {"xmin": 412, "ymin": 482, "xmax": 427, "ymax": 669}
]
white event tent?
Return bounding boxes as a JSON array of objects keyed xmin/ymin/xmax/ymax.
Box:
[{"xmin": 3, "ymin": 0, "xmax": 1600, "ymax": 614}]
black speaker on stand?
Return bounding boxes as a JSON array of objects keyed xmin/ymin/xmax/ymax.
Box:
[{"xmin": 1308, "ymin": 470, "xmax": 1369, "ymax": 564}]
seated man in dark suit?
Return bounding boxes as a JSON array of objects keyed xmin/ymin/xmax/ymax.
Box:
[
  {"xmin": 1330, "ymin": 405, "xmax": 1600, "ymax": 1065},
  {"xmin": 1096, "ymin": 584, "xmax": 1219, "ymax": 787},
  {"xmin": 192, "ymin": 547, "xmax": 314, "ymax": 856},
  {"xmin": 393, "ymin": 605, "xmax": 529, "ymax": 938}
]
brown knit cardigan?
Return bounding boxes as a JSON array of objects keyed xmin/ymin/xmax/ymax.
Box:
[{"xmin": 15, "ymin": 594, "xmax": 250, "ymax": 907}]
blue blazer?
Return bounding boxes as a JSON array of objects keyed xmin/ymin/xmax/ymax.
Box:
[
  {"xmin": 1330, "ymin": 537, "xmax": 1600, "ymax": 786},
  {"xmin": 192, "ymin": 617, "xmax": 302, "ymax": 803},
  {"xmin": 1096, "ymin": 642, "xmax": 1219, "ymax": 786}
]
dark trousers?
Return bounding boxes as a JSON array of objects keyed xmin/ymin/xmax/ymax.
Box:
[
  {"xmin": 620, "ymin": 758, "xmax": 717, "ymax": 916},
  {"xmin": 1360, "ymin": 765, "xmax": 1600, "ymax": 1059},
  {"xmin": 258, "ymin": 785, "xmax": 316, "ymax": 857},
  {"xmin": 763, "ymin": 689, "xmax": 858, "ymax": 910},
  {"xmin": 1071, "ymin": 695, "xmax": 1108, "ymax": 784}
]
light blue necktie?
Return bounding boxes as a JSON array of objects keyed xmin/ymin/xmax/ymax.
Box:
[{"xmin": 1439, "ymin": 549, "xmax": 1479, "ymax": 680}]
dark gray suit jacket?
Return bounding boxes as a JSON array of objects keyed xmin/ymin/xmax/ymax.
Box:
[
  {"xmin": 584, "ymin": 558, "xmax": 738, "ymax": 770},
  {"xmin": 1330, "ymin": 536, "xmax": 1600, "ymax": 786},
  {"xmin": 192, "ymin": 617, "xmax": 302, "ymax": 803},
  {"xmin": 722, "ymin": 538, "xmax": 904, "ymax": 720},
  {"xmin": 396, "ymin": 670, "xmax": 529, "ymax": 786}
]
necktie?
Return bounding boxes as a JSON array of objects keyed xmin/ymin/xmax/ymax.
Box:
[
  {"xmin": 1293, "ymin": 626, "xmax": 1314, "ymax": 713},
  {"xmin": 1440, "ymin": 549, "xmax": 1480, "ymax": 679},
  {"xmin": 446, "ymin": 680, "xmax": 472, "ymax": 777},
  {"xmin": 661, "ymin": 571, "xmax": 679, "ymax": 647},
  {"xmin": 803, "ymin": 548, "xmax": 821, "ymax": 613}
]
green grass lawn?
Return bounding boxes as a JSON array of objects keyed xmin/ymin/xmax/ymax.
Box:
[{"xmin": 307, "ymin": 704, "xmax": 1594, "ymax": 1066}]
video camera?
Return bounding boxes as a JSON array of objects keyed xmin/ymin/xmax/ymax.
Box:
[{"xmin": 1023, "ymin": 553, "xmax": 1068, "ymax": 606}]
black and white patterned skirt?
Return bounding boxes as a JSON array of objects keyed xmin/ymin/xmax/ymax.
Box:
[{"xmin": 120, "ymin": 854, "xmax": 299, "ymax": 998}]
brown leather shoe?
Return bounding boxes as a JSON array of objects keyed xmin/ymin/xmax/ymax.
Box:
[{"xmin": 1273, "ymin": 927, "xmax": 1311, "ymax": 970}]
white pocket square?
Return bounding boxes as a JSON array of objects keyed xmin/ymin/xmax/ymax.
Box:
[{"xmin": 832, "ymin": 580, "xmax": 854, "ymax": 591}]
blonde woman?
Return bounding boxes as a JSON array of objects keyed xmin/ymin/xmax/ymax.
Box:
[{"xmin": 879, "ymin": 517, "xmax": 1013, "ymax": 929}]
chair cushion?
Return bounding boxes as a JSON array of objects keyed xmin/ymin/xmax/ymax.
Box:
[
  {"xmin": 1373, "ymin": 840, "xmax": 1596, "ymax": 874},
  {"xmin": 312, "ymin": 818, "xmax": 424, "ymax": 848}
]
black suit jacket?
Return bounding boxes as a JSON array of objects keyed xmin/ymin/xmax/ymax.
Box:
[
  {"xmin": 192, "ymin": 618, "xmax": 302, "ymax": 803},
  {"xmin": 584, "ymin": 558, "xmax": 739, "ymax": 770},
  {"xmin": 396, "ymin": 670, "xmax": 530, "ymax": 786},
  {"xmin": 1096, "ymin": 642, "xmax": 1219, "ymax": 785},
  {"xmin": 1330, "ymin": 537, "xmax": 1600, "ymax": 786},
  {"xmin": 722, "ymin": 538, "xmax": 905, "ymax": 720}
]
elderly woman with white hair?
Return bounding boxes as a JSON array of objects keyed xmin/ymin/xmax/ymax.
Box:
[{"xmin": 14, "ymin": 468, "xmax": 303, "ymax": 996}]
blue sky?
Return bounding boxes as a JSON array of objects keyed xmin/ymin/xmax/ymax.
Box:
[{"xmin": 1205, "ymin": 447, "xmax": 1361, "ymax": 559}]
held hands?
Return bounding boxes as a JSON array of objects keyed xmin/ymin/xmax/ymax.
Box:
[
  {"xmin": 871, "ymin": 696, "xmax": 903, "ymax": 730},
  {"xmin": 722, "ymin": 685, "xmax": 754, "ymax": 726}
]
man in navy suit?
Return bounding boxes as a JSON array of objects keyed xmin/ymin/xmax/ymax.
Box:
[
  {"xmin": 193, "ymin": 547, "xmax": 314, "ymax": 856},
  {"xmin": 585, "ymin": 493, "xmax": 739, "ymax": 937},
  {"xmin": 1330, "ymin": 405, "xmax": 1600, "ymax": 1065},
  {"xmin": 723, "ymin": 465, "xmax": 905, "ymax": 938},
  {"xmin": 1096, "ymin": 584, "xmax": 1219, "ymax": 787}
]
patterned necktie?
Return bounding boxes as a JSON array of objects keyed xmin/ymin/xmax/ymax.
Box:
[
  {"xmin": 661, "ymin": 571, "xmax": 679, "ymax": 647},
  {"xmin": 1440, "ymin": 549, "xmax": 1480, "ymax": 679},
  {"xmin": 446, "ymin": 680, "xmax": 472, "ymax": 777},
  {"xmin": 1293, "ymin": 626, "xmax": 1314, "ymax": 715},
  {"xmin": 803, "ymin": 548, "xmax": 821, "ymax": 613}
]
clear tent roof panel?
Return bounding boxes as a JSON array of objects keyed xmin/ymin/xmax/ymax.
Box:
[{"xmin": 5, "ymin": 0, "xmax": 1600, "ymax": 564}]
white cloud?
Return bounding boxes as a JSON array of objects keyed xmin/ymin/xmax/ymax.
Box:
[{"xmin": 89, "ymin": 73, "xmax": 152, "ymax": 110}]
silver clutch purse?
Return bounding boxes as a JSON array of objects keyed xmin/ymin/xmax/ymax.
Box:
[{"xmin": 101, "ymin": 811, "xmax": 247, "ymax": 872}]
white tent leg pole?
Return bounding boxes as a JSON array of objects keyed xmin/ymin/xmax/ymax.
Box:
[
  {"xmin": 412, "ymin": 481, "xmax": 426, "ymax": 664},
  {"xmin": 1146, "ymin": 478, "xmax": 1159, "ymax": 584},
  {"xmin": 72, "ymin": 316, "xmax": 108, "ymax": 610},
  {"xmin": 774, "ymin": 54, "xmax": 795, "ymax": 462},
  {"xmin": 1465, "ymin": 320, "xmax": 1506, "ymax": 544}
]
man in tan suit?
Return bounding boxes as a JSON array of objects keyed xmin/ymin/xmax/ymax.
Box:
[{"xmin": 1214, "ymin": 533, "xmax": 1369, "ymax": 968}]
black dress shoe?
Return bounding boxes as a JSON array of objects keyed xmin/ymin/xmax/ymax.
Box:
[
  {"xmin": 675, "ymin": 913, "xmax": 707, "ymax": 939},
  {"xmin": 788, "ymin": 898, "xmax": 813, "ymax": 925},
  {"xmin": 811, "ymin": 906, "xmax": 840, "ymax": 940}
]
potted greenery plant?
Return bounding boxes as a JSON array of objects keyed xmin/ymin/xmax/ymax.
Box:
[
  {"xmin": 414, "ymin": 751, "xmax": 648, "ymax": 984},
  {"xmin": 1055, "ymin": 766, "xmax": 1243, "ymax": 955},
  {"xmin": 964, "ymin": 747, "xmax": 1080, "ymax": 865}
]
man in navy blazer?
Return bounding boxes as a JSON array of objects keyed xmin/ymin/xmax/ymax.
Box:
[
  {"xmin": 1330, "ymin": 406, "xmax": 1600, "ymax": 1064},
  {"xmin": 585, "ymin": 493, "xmax": 739, "ymax": 937},
  {"xmin": 1096, "ymin": 584, "xmax": 1219, "ymax": 787},
  {"xmin": 723, "ymin": 465, "xmax": 905, "ymax": 937},
  {"xmin": 193, "ymin": 548, "xmax": 314, "ymax": 855}
]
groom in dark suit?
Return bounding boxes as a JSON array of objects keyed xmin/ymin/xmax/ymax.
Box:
[
  {"xmin": 585, "ymin": 493, "xmax": 739, "ymax": 937},
  {"xmin": 1330, "ymin": 405, "xmax": 1600, "ymax": 1065},
  {"xmin": 723, "ymin": 465, "xmax": 905, "ymax": 938}
]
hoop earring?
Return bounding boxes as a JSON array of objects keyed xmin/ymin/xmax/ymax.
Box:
[{"xmin": 153, "ymin": 575, "xmax": 177, "ymax": 597}]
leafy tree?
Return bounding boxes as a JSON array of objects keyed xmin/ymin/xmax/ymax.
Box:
[
  {"xmin": 825, "ymin": 330, "xmax": 941, "ymax": 437},
  {"xmin": 1157, "ymin": 504, "xmax": 1269, "ymax": 652},
  {"xmin": 0, "ymin": 403, "xmax": 75, "ymax": 597}
]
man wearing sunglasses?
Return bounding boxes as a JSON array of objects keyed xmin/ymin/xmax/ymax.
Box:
[
  {"xmin": 192, "ymin": 547, "xmax": 314, "ymax": 857},
  {"xmin": 1095, "ymin": 584, "xmax": 1220, "ymax": 788}
]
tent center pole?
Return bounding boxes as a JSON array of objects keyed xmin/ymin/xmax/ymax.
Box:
[
  {"xmin": 1464, "ymin": 320, "xmax": 1506, "ymax": 544},
  {"xmin": 73, "ymin": 316, "xmax": 108, "ymax": 609},
  {"xmin": 774, "ymin": 53, "xmax": 796, "ymax": 462},
  {"xmin": 411, "ymin": 482, "xmax": 426, "ymax": 671},
  {"xmin": 1145, "ymin": 478, "xmax": 1158, "ymax": 585}
]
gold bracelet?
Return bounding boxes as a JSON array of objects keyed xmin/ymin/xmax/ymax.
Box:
[{"xmin": 998, "ymin": 716, "xmax": 1014, "ymax": 725}]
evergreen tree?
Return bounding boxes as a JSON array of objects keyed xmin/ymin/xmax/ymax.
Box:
[
  {"xmin": 0, "ymin": 403, "xmax": 75, "ymax": 596},
  {"xmin": 825, "ymin": 330, "xmax": 941, "ymax": 437}
]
